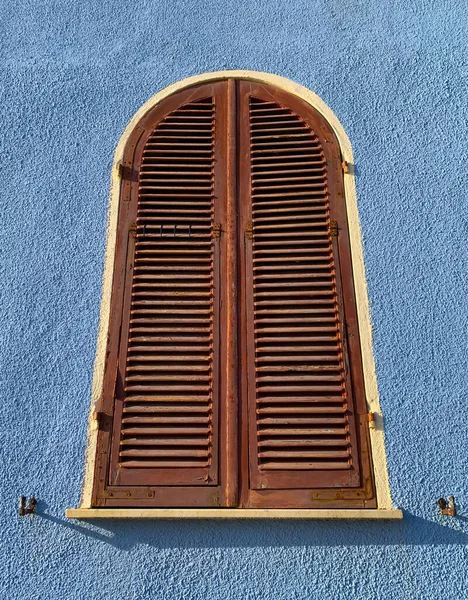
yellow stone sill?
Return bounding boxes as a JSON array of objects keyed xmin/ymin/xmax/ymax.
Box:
[{"xmin": 66, "ymin": 508, "xmax": 403, "ymax": 520}]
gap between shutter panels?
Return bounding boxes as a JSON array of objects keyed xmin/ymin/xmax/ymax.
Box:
[
  {"xmin": 247, "ymin": 95, "xmax": 361, "ymax": 488},
  {"xmin": 115, "ymin": 97, "xmax": 218, "ymax": 485}
]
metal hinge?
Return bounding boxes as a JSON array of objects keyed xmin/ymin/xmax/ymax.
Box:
[
  {"xmin": 367, "ymin": 412, "xmax": 376, "ymax": 429},
  {"xmin": 93, "ymin": 411, "xmax": 106, "ymax": 427},
  {"xmin": 211, "ymin": 223, "xmax": 221, "ymax": 238},
  {"xmin": 342, "ymin": 160, "xmax": 349, "ymax": 174},
  {"xmin": 438, "ymin": 496, "xmax": 456, "ymax": 517},
  {"xmin": 129, "ymin": 221, "xmax": 137, "ymax": 237},
  {"xmin": 329, "ymin": 220, "xmax": 338, "ymax": 237},
  {"xmin": 117, "ymin": 161, "xmax": 134, "ymax": 180},
  {"xmin": 245, "ymin": 222, "xmax": 253, "ymax": 240}
]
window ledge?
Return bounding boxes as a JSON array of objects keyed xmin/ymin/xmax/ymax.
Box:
[{"xmin": 66, "ymin": 508, "xmax": 403, "ymax": 520}]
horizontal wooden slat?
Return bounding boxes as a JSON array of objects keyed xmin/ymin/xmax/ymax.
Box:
[
  {"xmin": 122, "ymin": 416, "xmax": 211, "ymax": 424},
  {"xmin": 123, "ymin": 405, "xmax": 210, "ymax": 413},
  {"xmin": 255, "ymin": 347, "xmax": 340, "ymax": 354},
  {"xmin": 124, "ymin": 385, "xmax": 211, "ymax": 393},
  {"xmin": 256, "ymin": 365, "xmax": 341, "ymax": 372},
  {"xmin": 127, "ymin": 346, "xmax": 211, "ymax": 353},
  {"xmin": 257, "ymin": 406, "xmax": 345, "ymax": 414},
  {"xmin": 256, "ymin": 386, "xmax": 343, "ymax": 393},
  {"xmin": 126, "ymin": 374, "xmax": 210, "ymax": 381},
  {"xmin": 120, "ymin": 449, "xmax": 210, "ymax": 458},
  {"xmin": 258, "ymin": 439, "xmax": 350, "ymax": 447},
  {"xmin": 256, "ymin": 396, "xmax": 344, "ymax": 404},
  {"xmin": 130, "ymin": 315, "xmax": 210, "ymax": 322},
  {"xmin": 255, "ymin": 336, "xmax": 339, "ymax": 343},
  {"xmin": 121, "ymin": 438, "xmax": 211, "ymax": 446},
  {"xmin": 261, "ymin": 462, "xmax": 351, "ymax": 471},
  {"xmin": 126, "ymin": 364, "xmax": 210, "ymax": 372},
  {"xmin": 258, "ymin": 428, "xmax": 348, "ymax": 436},
  {"xmin": 251, "ymin": 158, "xmax": 326, "ymax": 167},
  {"xmin": 129, "ymin": 336, "xmax": 211, "ymax": 342},
  {"xmin": 121, "ymin": 461, "xmax": 210, "ymax": 468},
  {"xmin": 257, "ymin": 374, "xmax": 342, "ymax": 382},
  {"xmin": 122, "ymin": 427, "xmax": 211, "ymax": 436},
  {"xmin": 123, "ymin": 396, "xmax": 211, "ymax": 403},
  {"xmin": 258, "ymin": 451, "xmax": 349, "ymax": 459},
  {"xmin": 127, "ymin": 355, "xmax": 210, "ymax": 362}
]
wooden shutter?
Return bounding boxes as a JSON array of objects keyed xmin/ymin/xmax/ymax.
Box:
[
  {"xmin": 92, "ymin": 83, "xmax": 229, "ymax": 507},
  {"xmin": 92, "ymin": 78, "xmax": 376, "ymax": 509},
  {"xmin": 238, "ymin": 82, "xmax": 376, "ymax": 508}
]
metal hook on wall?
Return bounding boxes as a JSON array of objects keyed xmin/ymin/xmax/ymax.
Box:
[
  {"xmin": 19, "ymin": 496, "xmax": 37, "ymax": 516},
  {"xmin": 437, "ymin": 495, "xmax": 456, "ymax": 516}
]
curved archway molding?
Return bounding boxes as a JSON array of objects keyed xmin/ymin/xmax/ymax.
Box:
[{"xmin": 80, "ymin": 71, "xmax": 393, "ymax": 511}]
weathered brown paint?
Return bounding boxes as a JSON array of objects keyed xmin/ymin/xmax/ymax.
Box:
[{"xmin": 222, "ymin": 78, "xmax": 239, "ymax": 507}]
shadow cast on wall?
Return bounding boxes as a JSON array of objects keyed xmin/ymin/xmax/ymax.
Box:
[{"xmin": 37, "ymin": 509, "xmax": 468, "ymax": 551}]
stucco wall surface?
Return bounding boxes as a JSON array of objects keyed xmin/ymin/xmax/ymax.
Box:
[{"xmin": 0, "ymin": 1, "xmax": 467, "ymax": 598}]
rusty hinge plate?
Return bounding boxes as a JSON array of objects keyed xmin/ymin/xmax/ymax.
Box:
[
  {"xmin": 438, "ymin": 496, "xmax": 456, "ymax": 516},
  {"xmin": 104, "ymin": 488, "xmax": 155, "ymax": 500},
  {"xmin": 245, "ymin": 222, "xmax": 253, "ymax": 240},
  {"xmin": 329, "ymin": 220, "xmax": 338, "ymax": 237},
  {"xmin": 342, "ymin": 160, "xmax": 349, "ymax": 174},
  {"xmin": 212, "ymin": 223, "xmax": 221, "ymax": 238}
]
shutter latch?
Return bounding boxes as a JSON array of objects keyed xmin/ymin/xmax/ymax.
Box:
[
  {"xmin": 245, "ymin": 222, "xmax": 254, "ymax": 240},
  {"xmin": 211, "ymin": 223, "xmax": 221, "ymax": 238}
]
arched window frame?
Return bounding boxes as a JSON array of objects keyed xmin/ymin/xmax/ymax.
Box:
[{"xmin": 67, "ymin": 71, "xmax": 400, "ymax": 519}]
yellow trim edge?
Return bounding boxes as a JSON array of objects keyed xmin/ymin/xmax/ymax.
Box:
[{"xmin": 66, "ymin": 508, "xmax": 403, "ymax": 520}]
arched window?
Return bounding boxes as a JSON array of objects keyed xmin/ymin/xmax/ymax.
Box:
[{"xmin": 76, "ymin": 73, "xmax": 396, "ymax": 514}]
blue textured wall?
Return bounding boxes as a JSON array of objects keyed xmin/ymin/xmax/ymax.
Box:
[{"xmin": 1, "ymin": 1, "xmax": 467, "ymax": 598}]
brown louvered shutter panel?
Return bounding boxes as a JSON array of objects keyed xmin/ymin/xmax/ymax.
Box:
[
  {"xmin": 93, "ymin": 83, "xmax": 229, "ymax": 507},
  {"xmin": 238, "ymin": 81, "xmax": 376, "ymax": 508}
]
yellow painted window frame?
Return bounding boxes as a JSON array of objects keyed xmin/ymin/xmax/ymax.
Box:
[{"xmin": 67, "ymin": 70, "xmax": 401, "ymax": 520}]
